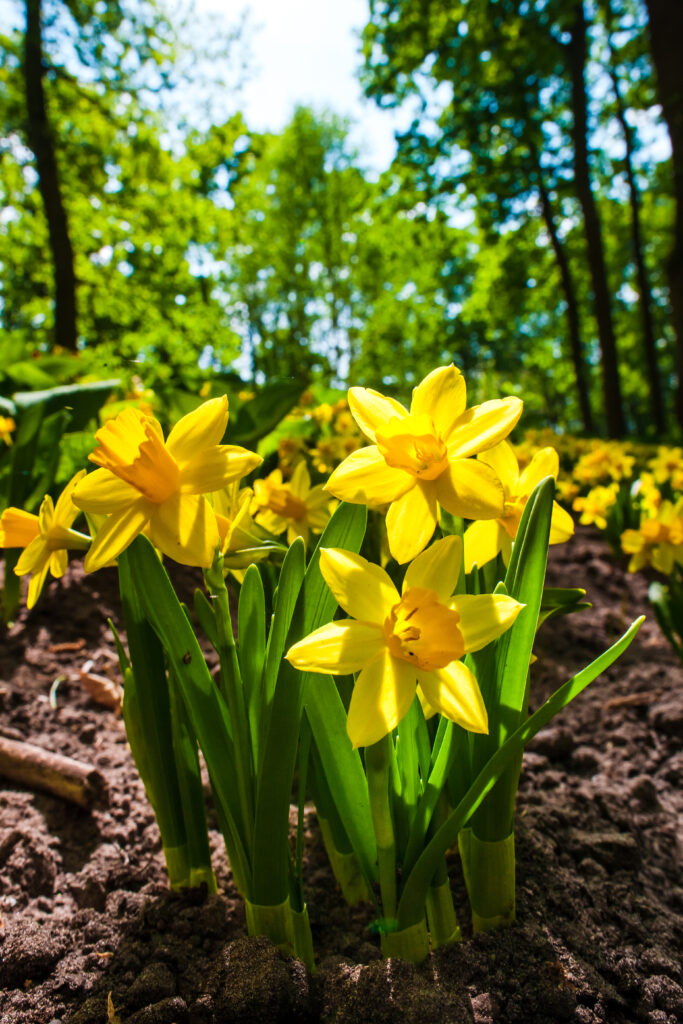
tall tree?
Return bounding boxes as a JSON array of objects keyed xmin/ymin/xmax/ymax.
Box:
[
  {"xmin": 362, "ymin": 0, "xmax": 671, "ymax": 435},
  {"xmin": 566, "ymin": 0, "xmax": 625, "ymax": 435},
  {"xmin": 644, "ymin": 0, "xmax": 683, "ymax": 429},
  {"xmin": 24, "ymin": 0, "xmax": 77, "ymax": 350},
  {"xmin": 602, "ymin": 0, "xmax": 664, "ymax": 431}
]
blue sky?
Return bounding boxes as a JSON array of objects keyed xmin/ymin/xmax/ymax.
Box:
[{"xmin": 201, "ymin": 0, "xmax": 405, "ymax": 171}]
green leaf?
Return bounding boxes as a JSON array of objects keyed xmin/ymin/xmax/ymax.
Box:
[
  {"xmin": 468, "ymin": 476, "xmax": 555, "ymax": 839},
  {"xmin": 229, "ymin": 380, "xmax": 304, "ymax": 446},
  {"xmin": 251, "ymin": 502, "xmax": 373, "ymax": 905},
  {"xmin": 125, "ymin": 535, "xmax": 251, "ymax": 892},
  {"xmin": 238, "ymin": 565, "xmax": 267, "ymax": 763},
  {"xmin": 397, "ymin": 616, "xmax": 645, "ymax": 929},
  {"xmin": 13, "ymin": 379, "xmax": 119, "ymax": 429}
]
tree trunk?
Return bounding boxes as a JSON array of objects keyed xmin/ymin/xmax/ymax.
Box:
[
  {"xmin": 644, "ymin": 0, "xmax": 683, "ymax": 431},
  {"xmin": 24, "ymin": 0, "xmax": 78, "ymax": 351},
  {"xmin": 533, "ymin": 152, "xmax": 595, "ymax": 434},
  {"xmin": 605, "ymin": 0, "xmax": 665, "ymax": 434},
  {"xmin": 567, "ymin": 0, "xmax": 625, "ymax": 437}
]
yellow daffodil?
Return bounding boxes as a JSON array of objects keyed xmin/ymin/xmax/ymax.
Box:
[
  {"xmin": 213, "ymin": 482, "xmax": 274, "ymax": 569},
  {"xmin": 621, "ymin": 499, "xmax": 683, "ymax": 573},
  {"xmin": 286, "ymin": 536, "xmax": 523, "ymax": 748},
  {"xmin": 573, "ymin": 441, "xmax": 635, "ymax": 486},
  {"xmin": 252, "ymin": 460, "xmax": 332, "ymax": 546},
  {"xmin": 631, "ymin": 472, "xmax": 662, "ymax": 519},
  {"xmin": 73, "ymin": 397, "xmax": 262, "ymax": 572},
  {"xmin": 647, "ymin": 446, "xmax": 683, "ymax": 487},
  {"xmin": 572, "ymin": 483, "xmax": 619, "ymax": 531},
  {"xmin": 277, "ymin": 437, "xmax": 306, "ymax": 478},
  {"xmin": 464, "ymin": 442, "xmax": 574, "ymax": 571},
  {"xmin": 325, "ymin": 365, "xmax": 523, "ymax": 564},
  {"xmin": 0, "ymin": 471, "xmax": 91, "ymax": 608},
  {"xmin": 0, "ymin": 416, "xmax": 16, "ymax": 446}
]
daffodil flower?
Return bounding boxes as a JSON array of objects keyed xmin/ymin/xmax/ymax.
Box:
[
  {"xmin": 463, "ymin": 441, "xmax": 574, "ymax": 571},
  {"xmin": 325, "ymin": 365, "xmax": 523, "ymax": 563},
  {"xmin": 252, "ymin": 460, "xmax": 332, "ymax": 546},
  {"xmin": 73, "ymin": 397, "xmax": 262, "ymax": 572},
  {"xmin": 0, "ymin": 416, "xmax": 16, "ymax": 446},
  {"xmin": 0, "ymin": 471, "xmax": 91, "ymax": 608},
  {"xmin": 286, "ymin": 535, "xmax": 523, "ymax": 748}
]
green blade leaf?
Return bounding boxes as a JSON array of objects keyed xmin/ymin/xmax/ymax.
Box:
[
  {"xmin": 238, "ymin": 565, "xmax": 267, "ymax": 765},
  {"xmin": 397, "ymin": 616, "xmax": 645, "ymax": 929},
  {"xmin": 251, "ymin": 502, "xmax": 373, "ymax": 904},
  {"xmin": 125, "ymin": 535, "xmax": 251, "ymax": 892}
]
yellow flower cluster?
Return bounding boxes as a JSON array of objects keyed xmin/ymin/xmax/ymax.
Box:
[{"xmin": 621, "ymin": 499, "xmax": 683, "ymax": 573}]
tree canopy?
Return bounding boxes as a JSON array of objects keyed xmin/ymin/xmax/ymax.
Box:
[{"xmin": 0, "ymin": 0, "xmax": 678, "ymax": 437}]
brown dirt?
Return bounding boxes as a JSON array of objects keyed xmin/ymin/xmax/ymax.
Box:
[{"xmin": 0, "ymin": 527, "xmax": 681, "ymax": 1024}]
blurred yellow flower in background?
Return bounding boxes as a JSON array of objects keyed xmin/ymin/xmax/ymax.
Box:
[
  {"xmin": 252, "ymin": 460, "xmax": 332, "ymax": 546},
  {"xmin": 572, "ymin": 483, "xmax": 620, "ymax": 531},
  {"xmin": 0, "ymin": 416, "xmax": 16, "ymax": 446}
]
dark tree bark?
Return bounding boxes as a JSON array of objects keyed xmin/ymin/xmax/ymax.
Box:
[
  {"xmin": 24, "ymin": 0, "xmax": 78, "ymax": 351},
  {"xmin": 605, "ymin": 0, "xmax": 665, "ymax": 434},
  {"xmin": 644, "ymin": 0, "xmax": 683, "ymax": 432},
  {"xmin": 532, "ymin": 148, "xmax": 595, "ymax": 434},
  {"xmin": 567, "ymin": 0, "xmax": 626, "ymax": 437}
]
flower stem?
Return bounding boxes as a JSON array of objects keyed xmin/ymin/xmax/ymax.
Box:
[
  {"xmin": 204, "ymin": 555, "xmax": 254, "ymax": 857},
  {"xmin": 365, "ymin": 734, "xmax": 397, "ymax": 923}
]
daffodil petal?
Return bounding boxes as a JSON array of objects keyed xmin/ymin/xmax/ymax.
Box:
[
  {"xmin": 289, "ymin": 460, "xmax": 311, "ymax": 497},
  {"xmin": 478, "ymin": 441, "xmax": 519, "ymax": 494},
  {"xmin": 410, "ymin": 365, "xmax": 467, "ymax": 441},
  {"xmin": 417, "ymin": 686, "xmax": 438, "ymax": 720},
  {"xmin": 26, "ymin": 556, "xmax": 52, "ymax": 610},
  {"xmin": 49, "ymin": 548, "xmax": 68, "ymax": 579},
  {"xmin": 518, "ymin": 447, "xmax": 559, "ymax": 493},
  {"xmin": 436, "ymin": 458, "xmax": 505, "ymax": 520},
  {"xmin": 74, "ymin": 468, "xmax": 140, "ymax": 513},
  {"xmin": 348, "ymin": 387, "xmax": 408, "ymax": 443},
  {"xmin": 305, "ymin": 486, "xmax": 331, "ymax": 510},
  {"xmin": 166, "ymin": 396, "xmax": 229, "ymax": 464},
  {"xmin": 326, "ymin": 446, "xmax": 414, "ymax": 506},
  {"xmin": 417, "ymin": 661, "xmax": 488, "ymax": 734},
  {"xmin": 179, "ymin": 446, "xmax": 262, "ymax": 494},
  {"xmin": 84, "ymin": 501, "xmax": 152, "ymax": 572},
  {"xmin": 319, "ymin": 548, "xmax": 399, "ymax": 623},
  {"xmin": 447, "ymin": 397, "xmax": 523, "ymax": 459},
  {"xmin": 549, "ymin": 502, "xmax": 575, "ymax": 544},
  {"xmin": 386, "ymin": 482, "xmax": 438, "ymax": 564},
  {"xmin": 286, "ymin": 619, "xmax": 385, "ymax": 673},
  {"xmin": 403, "ymin": 534, "xmax": 462, "ymax": 601},
  {"xmin": 54, "ymin": 469, "xmax": 87, "ymax": 525},
  {"xmin": 38, "ymin": 495, "xmax": 54, "ymax": 535},
  {"xmin": 149, "ymin": 493, "xmax": 219, "ymax": 567},
  {"xmin": 347, "ymin": 650, "xmax": 416, "ymax": 748},
  {"xmin": 0, "ymin": 508, "xmax": 40, "ymax": 549},
  {"xmin": 15, "ymin": 535, "xmax": 48, "ymax": 576},
  {"xmin": 463, "ymin": 518, "xmax": 505, "ymax": 572},
  {"xmin": 450, "ymin": 593, "xmax": 524, "ymax": 652}
]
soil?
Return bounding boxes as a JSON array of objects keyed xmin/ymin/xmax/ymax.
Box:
[{"xmin": 0, "ymin": 526, "xmax": 681, "ymax": 1024}]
